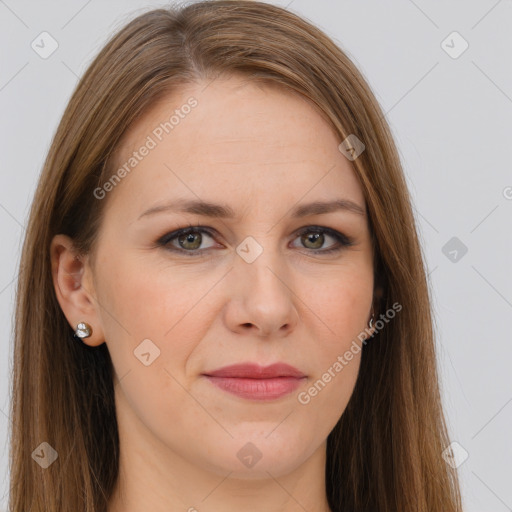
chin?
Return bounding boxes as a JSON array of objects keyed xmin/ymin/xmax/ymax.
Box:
[{"xmin": 195, "ymin": 430, "xmax": 318, "ymax": 480}]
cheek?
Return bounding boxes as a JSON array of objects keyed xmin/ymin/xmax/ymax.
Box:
[
  {"xmin": 94, "ymin": 258, "xmax": 214, "ymax": 442},
  {"xmin": 297, "ymin": 265, "xmax": 372, "ymax": 408},
  {"xmin": 96, "ymin": 250, "xmax": 200, "ymax": 334},
  {"xmin": 93, "ymin": 254, "xmax": 220, "ymax": 378},
  {"xmin": 298, "ymin": 292, "xmax": 365, "ymax": 424},
  {"xmin": 307, "ymin": 263, "xmax": 373, "ymax": 344}
]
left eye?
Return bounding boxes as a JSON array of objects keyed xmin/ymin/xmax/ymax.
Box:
[
  {"xmin": 291, "ymin": 226, "xmax": 353, "ymax": 253},
  {"xmin": 157, "ymin": 225, "xmax": 353, "ymax": 255}
]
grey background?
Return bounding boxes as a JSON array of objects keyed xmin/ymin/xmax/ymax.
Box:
[{"xmin": 1, "ymin": 0, "xmax": 511, "ymax": 510}]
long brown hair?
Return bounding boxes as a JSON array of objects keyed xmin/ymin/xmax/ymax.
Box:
[{"xmin": 10, "ymin": 1, "xmax": 463, "ymax": 510}]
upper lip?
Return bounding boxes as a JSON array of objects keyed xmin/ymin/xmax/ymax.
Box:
[{"xmin": 203, "ymin": 362, "xmax": 306, "ymax": 379}]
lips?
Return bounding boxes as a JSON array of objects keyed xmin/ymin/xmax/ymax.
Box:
[
  {"xmin": 202, "ymin": 363, "xmax": 306, "ymax": 401},
  {"xmin": 203, "ymin": 362, "xmax": 306, "ymax": 379}
]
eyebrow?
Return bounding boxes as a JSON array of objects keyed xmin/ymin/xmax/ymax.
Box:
[{"xmin": 138, "ymin": 198, "xmax": 366, "ymax": 220}]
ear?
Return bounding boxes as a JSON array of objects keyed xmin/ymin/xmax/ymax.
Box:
[{"xmin": 50, "ymin": 234, "xmax": 105, "ymax": 347}]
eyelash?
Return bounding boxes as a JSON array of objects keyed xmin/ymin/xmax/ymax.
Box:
[{"xmin": 156, "ymin": 223, "xmax": 354, "ymax": 257}]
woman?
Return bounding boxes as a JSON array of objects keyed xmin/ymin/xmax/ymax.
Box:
[{"xmin": 10, "ymin": 1, "xmax": 463, "ymax": 511}]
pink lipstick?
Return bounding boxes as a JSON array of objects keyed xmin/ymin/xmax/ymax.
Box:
[{"xmin": 202, "ymin": 362, "xmax": 306, "ymax": 401}]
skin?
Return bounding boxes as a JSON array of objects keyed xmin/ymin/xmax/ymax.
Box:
[{"xmin": 51, "ymin": 75, "xmax": 377, "ymax": 512}]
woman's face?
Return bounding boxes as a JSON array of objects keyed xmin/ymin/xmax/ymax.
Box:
[{"xmin": 85, "ymin": 75, "xmax": 374, "ymax": 479}]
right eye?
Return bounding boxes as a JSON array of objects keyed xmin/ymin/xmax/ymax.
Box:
[{"xmin": 156, "ymin": 225, "xmax": 219, "ymax": 256}]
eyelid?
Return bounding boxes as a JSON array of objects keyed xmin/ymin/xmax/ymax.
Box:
[
  {"xmin": 293, "ymin": 225, "xmax": 354, "ymax": 247},
  {"xmin": 156, "ymin": 224, "xmax": 218, "ymax": 249}
]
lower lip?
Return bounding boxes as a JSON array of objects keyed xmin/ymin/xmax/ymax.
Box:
[{"xmin": 204, "ymin": 376, "xmax": 305, "ymax": 401}]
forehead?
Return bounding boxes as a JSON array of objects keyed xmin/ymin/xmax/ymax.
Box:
[{"xmin": 103, "ymin": 76, "xmax": 366, "ymax": 221}]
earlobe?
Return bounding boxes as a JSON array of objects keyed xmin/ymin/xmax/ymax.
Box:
[{"xmin": 50, "ymin": 234, "xmax": 105, "ymax": 347}]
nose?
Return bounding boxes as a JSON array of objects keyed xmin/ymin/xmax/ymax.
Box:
[{"xmin": 223, "ymin": 247, "xmax": 299, "ymax": 338}]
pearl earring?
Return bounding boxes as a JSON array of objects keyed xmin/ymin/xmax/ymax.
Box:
[{"xmin": 74, "ymin": 322, "xmax": 92, "ymax": 339}]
